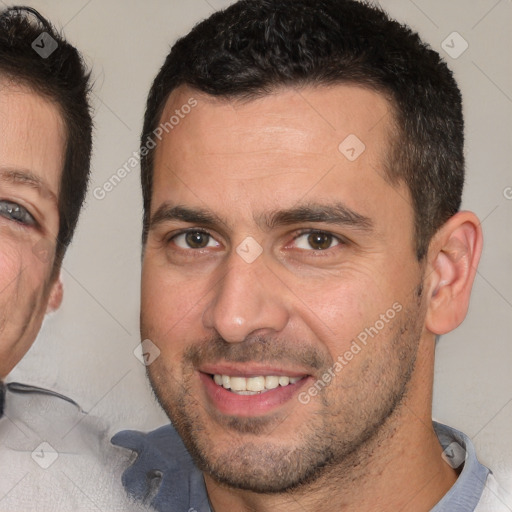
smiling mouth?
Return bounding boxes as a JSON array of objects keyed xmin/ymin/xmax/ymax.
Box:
[{"xmin": 210, "ymin": 374, "xmax": 305, "ymax": 395}]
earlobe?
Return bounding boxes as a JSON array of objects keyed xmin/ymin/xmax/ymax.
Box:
[
  {"xmin": 425, "ymin": 211, "xmax": 483, "ymax": 335},
  {"xmin": 46, "ymin": 275, "xmax": 63, "ymax": 313}
]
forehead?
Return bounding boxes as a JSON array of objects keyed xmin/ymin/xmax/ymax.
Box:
[
  {"xmin": 157, "ymin": 84, "xmax": 392, "ymax": 159},
  {"xmin": 151, "ymin": 84, "xmax": 408, "ymax": 225},
  {"xmin": 0, "ymin": 82, "xmax": 65, "ymax": 193}
]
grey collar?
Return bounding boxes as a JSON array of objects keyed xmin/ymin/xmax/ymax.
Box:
[{"xmin": 431, "ymin": 421, "xmax": 490, "ymax": 511}]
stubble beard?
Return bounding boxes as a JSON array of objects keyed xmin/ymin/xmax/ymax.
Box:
[{"xmin": 145, "ymin": 294, "xmax": 424, "ymax": 495}]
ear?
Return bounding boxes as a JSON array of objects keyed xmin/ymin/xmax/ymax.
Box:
[
  {"xmin": 46, "ymin": 273, "xmax": 63, "ymax": 313},
  {"xmin": 424, "ymin": 211, "xmax": 483, "ymax": 335}
]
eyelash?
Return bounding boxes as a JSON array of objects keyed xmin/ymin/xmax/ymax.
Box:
[
  {"xmin": 168, "ymin": 228, "xmax": 218, "ymax": 248},
  {"xmin": 0, "ymin": 200, "xmax": 36, "ymax": 227},
  {"xmin": 168, "ymin": 228, "xmax": 345, "ymax": 252},
  {"xmin": 291, "ymin": 229, "xmax": 345, "ymax": 251}
]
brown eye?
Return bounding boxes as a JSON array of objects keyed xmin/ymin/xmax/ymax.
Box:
[
  {"xmin": 185, "ymin": 231, "xmax": 210, "ymax": 248},
  {"xmin": 293, "ymin": 231, "xmax": 341, "ymax": 251},
  {"xmin": 307, "ymin": 232, "xmax": 334, "ymax": 250},
  {"xmin": 172, "ymin": 230, "xmax": 219, "ymax": 250}
]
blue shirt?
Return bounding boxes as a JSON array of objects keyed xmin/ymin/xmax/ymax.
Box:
[{"xmin": 112, "ymin": 421, "xmax": 507, "ymax": 511}]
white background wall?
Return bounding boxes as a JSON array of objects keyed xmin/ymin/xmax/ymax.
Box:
[{"xmin": 8, "ymin": 0, "xmax": 512, "ymax": 489}]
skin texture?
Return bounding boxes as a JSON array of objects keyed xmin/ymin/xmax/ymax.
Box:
[
  {"xmin": 0, "ymin": 82, "xmax": 64, "ymax": 378},
  {"xmin": 141, "ymin": 84, "xmax": 482, "ymax": 511}
]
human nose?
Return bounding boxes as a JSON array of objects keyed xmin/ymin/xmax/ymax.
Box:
[{"xmin": 201, "ymin": 251, "xmax": 289, "ymax": 343}]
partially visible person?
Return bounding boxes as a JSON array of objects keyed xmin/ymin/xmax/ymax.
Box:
[{"xmin": 0, "ymin": 7, "xmax": 150, "ymax": 510}]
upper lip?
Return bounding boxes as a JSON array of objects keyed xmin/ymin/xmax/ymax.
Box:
[{"xmin": 198, "ymin": 363, "xmax": 310, "ymax": 378}]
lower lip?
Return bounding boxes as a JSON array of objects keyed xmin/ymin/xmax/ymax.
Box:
[{"xmin": 199, "ymin": 372, "xmax": 310, "ymax": 417}]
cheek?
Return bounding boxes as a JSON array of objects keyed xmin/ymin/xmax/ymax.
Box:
[
  {"xmin": 0, "ymin": 241, "xmax": 29, "ymax": 290},
  {"xmin": 0, "ymin": 247, "xmax": 50, "ymax": 375},
  {"xmin": 0, "ymin": 237, "xmax": 53, "ymax": 288},
  {"xmin": 289, "ymin": 265, "xmax": 409, "ymax": 369},
  {"xmin": 141, "ymin": 260, "xmax": 206, "ymax": 354},
  {"xmin": 0, "ymin": 241, "xmax": 51, "ymax": 313},
  {"xmin": 288, "ymin": 269, "xmax": 383, "ymax": 338}
]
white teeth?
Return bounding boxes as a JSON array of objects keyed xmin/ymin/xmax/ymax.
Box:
[
  {"xmin": 265, "ymin": 376, "xmax": 279, "ymax": 390},
  {"xmin": 212, "ymin": 374, "xmax": 303, "ymax": 392},
  {"xmin": 230, "ymin": 376, "xmax": 246, "ymax": 391},
  {"xmin": 278, "ymin": 376, "xmax": 290, "ymax": 386},
  {"xmin": 246, "ymin": 376, "xmax": 265, "ymax": 392}
]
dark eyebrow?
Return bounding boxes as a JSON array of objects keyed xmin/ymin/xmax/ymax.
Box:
[
  {"xmin": 259, "ymin": 203, "xmax": 373, "ymax": 232},
  {"xmin": 0, "ymin": 167, "xmax": 57, "ymax": 204},
  {"xmin": 150, "ymin": 204, "xmax": 227, "ymax": 230},
  {"xmin": 150, "ymin": 201, "xmax": 373, "ymax": 234}
]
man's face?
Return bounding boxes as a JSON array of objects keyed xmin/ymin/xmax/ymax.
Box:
[
  {"xmin": 0, "ymin": 82, "xmax": 64, "ymax": 378},
  {"xmin": 141, "ymin": 85, "xmax": 428, "ymax": 492}
]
